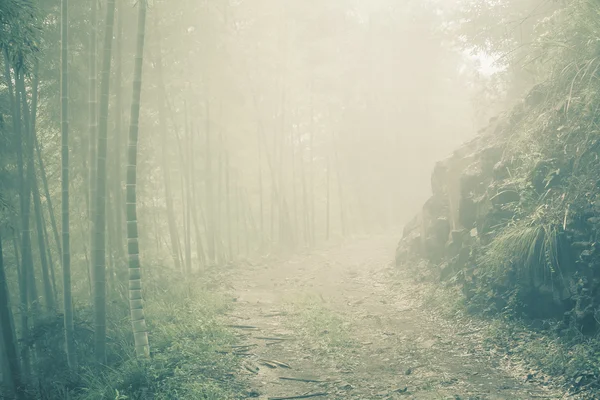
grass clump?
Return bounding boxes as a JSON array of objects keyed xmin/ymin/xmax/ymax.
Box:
[
  {"xmin": 55, "ymin": 271, "xmax": 243, "ymax": 400},
  {"xmin": 479, "ymin": 220, "xmax": 568, "ymax": 289}
]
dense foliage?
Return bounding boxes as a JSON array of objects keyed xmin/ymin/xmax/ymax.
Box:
[{"xmin": 397, "ymin": 0, "xmax": 600, "ymax": 394}]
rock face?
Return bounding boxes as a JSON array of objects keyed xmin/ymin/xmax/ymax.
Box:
[
  {"xmin": 396, "ymin": 122, "xmax": 503, "ymax": 266},
  {"xmin": 395, "ymin": 102, "xmax": 600, "ymax": 334}
]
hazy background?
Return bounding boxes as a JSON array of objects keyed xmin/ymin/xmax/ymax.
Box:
[{"xmin": 30, "ymin": 0, "xmax": 559, "ymax": 264}]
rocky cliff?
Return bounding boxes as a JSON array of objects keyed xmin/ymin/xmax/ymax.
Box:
[{"xmin": 396, "ymin": 84, "xmax": 600, "ymax": 334}]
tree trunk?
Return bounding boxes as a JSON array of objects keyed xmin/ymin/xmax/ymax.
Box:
[
  {"xmin": 27, "ymin": 63, "xmax": 54, "ymax": 312},
  {"xmin": 205, "ymin": 101, "xmax": 216, "ymax": 265},
  {"xmin": 32, "ymin": 177, "xmax": 54, "ymax": 311},
  {"xmin": 14, "ymin": 69, "xmax": 36, "ymax": 377},
  {"xmin": 93, "ymin": 0, "xmax": 116, "ymax": 364},
  {"xmin": 309, "ymin": 115, "xmax": 316, "ymax": 246},
  {"xmin": 34, "ymin": 136, "xmax": 62, "ymax": 265},
  {"xmin": 189, "ymin": 129, "xmax": 206, "ymax": 267},
  {"xmin": 185, "ymin": 122, "xmax": 192, "ymax": 272},
  {"xmin": 113, "ymin": 0, "xmax": 125, "ymax": 271},
  {"xmin": 225, "ymin": 153, "xmax": 232, "ymax": 261},
  {"xmin": 40, "ymin": 202, "xmax": 57, "ymax": 304},
  {"xmin": 154, "ymin": 16, "xmax": 183, "ymax": 272},
  {"xmin": 0, "ymin": 232, "xmax": 24, "ymax": 399},
  {"xmin": 126, "ymin": 0, "xmax": 150, "ymax": 358},
  {"xmin": 88, "ymin": 0, "xmax": 98, "ymax": 303},
  {"xmin": 61, "ymin": 0, "xmax": 77, "ymax": 370},
  {"xmin": 257, "ymin": 126, "xmax": 264, "ymax": 244},
  {"xmin": 326, "ymin": 156, "xmax": 330, "ymax": 241}
]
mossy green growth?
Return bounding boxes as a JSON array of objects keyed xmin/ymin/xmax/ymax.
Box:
[{"xmin": 75, "ymin": 276, "xmax": 243, "ymax": 400}]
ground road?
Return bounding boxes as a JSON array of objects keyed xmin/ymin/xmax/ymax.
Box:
[{"xmin": 226, "ymin": 235, "xmax": 567, "ymax": 400}]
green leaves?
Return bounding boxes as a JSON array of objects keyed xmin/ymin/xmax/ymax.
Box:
[{"xmin": 0, "ymin": 0, "xmax": 41, "ymax": 73}]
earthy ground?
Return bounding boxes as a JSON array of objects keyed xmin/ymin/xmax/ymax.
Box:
[{"xmin": 224, "ymin": 235, "xmax": 569, "ymax": 400}]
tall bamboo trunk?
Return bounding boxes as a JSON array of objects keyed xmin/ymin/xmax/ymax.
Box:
[
  {"xmin": 182, "ymin": 125, "xmax": 192, "ymax": 273},
  {"xmin": 233, "ymin": 177, "xmax": 240, "ymax": 256},
  {"xmin": 290, "ymin": 123, "xmax": 298, "ymax": 248},
  {"xmin": 13, "ymin": 70, "xmax": 35, "ymax": 377},
  {"xmin": 126, "ymin": 0, "xmax": 150, "ymax": 358},
  {"xmin": 28, "ymin": 64, "xmax": 54, "ymax": 312},
  {"xmin": 216, "ymin": 131, "xmax": 224, "ymax": 263},
  {"xmin": 93, "ymin": 0, "xmax": 116, "ymax": 363},
  {"xmin": 154, "ymin": 17, "xmax": 183, "ymax": 272},
  {"xmin": 326, "ymin": 155, "xmax": 330, "ymax": 241},
  {"xmin": 258, "ymin": 124, "xmax": 289, "ymax": 249},
  {"xmin": 333, "ymin": 145, "xmax": 346, "ymax": 237},
  {"xmin": 32, "ymin": 177, "xmax": 54, "ymax": 311},
  {"xmin": 205, "ymin": 101, "xmax": 216, "ymax": 265},
  {"xmin": 88, "ymin": 0, "xmax": 98, "ymax": 296},
  {"xmin": 105, "ymin": 188, "xmax": 116, "ymax": 293},
  {"xmin": 225, "ymin": 153, "xmax": 232, "ymax": 261},
  {"xmin": 113, "ymin": 0, "xmax": 125, "ymax": 270},
  {"xmin": 270, "ymin": 129, "xmax": 278, "ymax": 243},
  {"xmin": 257, "ymin": 126, "xmax": 264, "ymax": 243},
  {"xmin": 190, "ymin": 129, "xmax": 206, "ymax": 267},
  {"xmin": 0, "ymin": 232, "xmax": 24, "ymax": 399},
  {"xmin": 309, "ymin": 112, "xmax": 316, "ymax": 246},
  {"xmin": 34, "ymin": 136, "xmax": 62, "ymax": 264},
  {"xmin": 61, "ymin": 0, "xmax": 77, "ymax": 369},
  {"xmin": 190, "ymin": 195, "xmax": 207, "ymax": 268},
  {"xmin": 238, "ymin": 187, "xmax": 249, "ymax": 255},
  {"xmin": 40, "ymin": 202, "xmax": 58, "ymax": 304},
  {"xmin": 299, "ymin": 134, "xmax": 309, "ymax": 246}
]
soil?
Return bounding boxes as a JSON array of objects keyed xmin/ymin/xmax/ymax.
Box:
[{"xmin": 225, "ymin": 235, "xmax": 568, "ymax": 400}]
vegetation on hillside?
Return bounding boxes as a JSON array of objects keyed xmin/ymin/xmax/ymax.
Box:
[{"xmin": 397, "ymin": 0, "xmax": 600, "ymax": 395}]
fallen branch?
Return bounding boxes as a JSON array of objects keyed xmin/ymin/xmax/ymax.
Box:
[
  {"xmin": 263, "ymin": 311, "xmax": 289, "ymax": 317},
  {"xmin": 268, "ymin": 393, "xmax": 328, "ymax": 400},
  {"xmin": 255, "ymin": 336, "xmax": 289, "ymax": 340},
  {"xmin": 216, "ymin": 351, "xmax": 253, "ymax": 356},
  {"xmin": 261, "ymin": 359, "xmax": 291, "ymax": 368},
  {"xmin": 243, "ymin": 363, "xmax": 259, "ymax": 374},
  {"xmin": 279, "ymin": 377, "xmax": 324, "ymax": 383},
  {"xmin": 227, "ymin": 324, "xmax": 259, "ymax": 329},
  {"xmin": 259, "ymin": 360, "xmax": 278, "ymax": 368}
]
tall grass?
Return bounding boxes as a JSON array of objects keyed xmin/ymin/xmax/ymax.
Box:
[{"xmin": 479, "ymin": 221, "xmax": 567, "ymax": 289}]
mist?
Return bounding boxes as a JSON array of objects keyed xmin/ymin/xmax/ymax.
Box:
[{"xmin": 0, "ymin": 0, "xmax": 589, "ymax": 398}]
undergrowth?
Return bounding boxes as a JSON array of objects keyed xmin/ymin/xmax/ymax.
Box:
[
  {"xmin": 397, "ymin": 261, "xmax": 600, "ymax": 396},
  {"xmin": 14, "ymin": 267, "xmax": 244, "ymax": 400},
  {"xmin": 483, "ymin": 319, "xmax": 600, "ymax": 395},
  {"xmin": 78, "ymin": 276, "xmax": 242, "ymax": 400}
]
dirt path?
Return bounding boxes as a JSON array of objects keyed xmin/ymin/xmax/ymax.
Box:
[{"xmin": 225, "ymin": 235, "xmax": 567, "ymax": 400}]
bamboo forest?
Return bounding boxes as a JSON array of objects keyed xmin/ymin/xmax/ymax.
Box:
[{"xmin": 4, "ymin": 0, "xmax": 600, "ymax": 399}]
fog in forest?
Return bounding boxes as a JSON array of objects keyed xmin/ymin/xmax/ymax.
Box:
[{"xmin": 0, "ymin": 0, "xmax": 579, "ymax": 398}]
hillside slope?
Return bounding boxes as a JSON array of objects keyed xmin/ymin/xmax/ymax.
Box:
[{"xmin": 396, "ymin": 2, "xmax": 600, "ymax": 394}]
